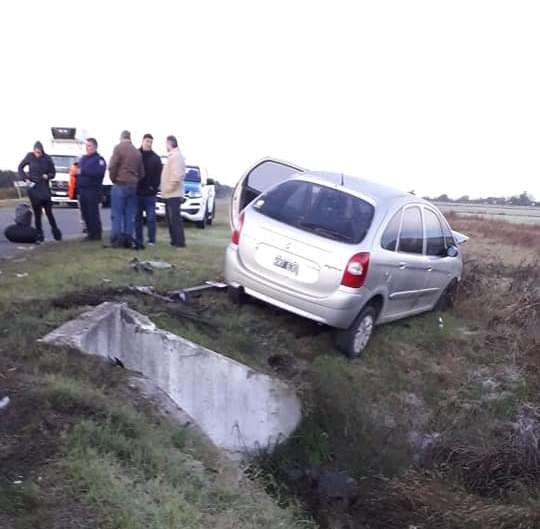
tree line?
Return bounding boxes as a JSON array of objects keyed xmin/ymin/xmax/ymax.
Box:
[{"xmin": 424, "ymin": 191, "xmax": 537, "ymax": 207}]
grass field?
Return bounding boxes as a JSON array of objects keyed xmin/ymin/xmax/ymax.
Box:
[{"xmin": 0, "ymin": 199, "xmax": 539, "ymax": 529}]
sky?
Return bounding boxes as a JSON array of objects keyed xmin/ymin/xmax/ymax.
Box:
[{"xmin": 1, "ymin": 0, "xmax": 539, "ymax": 199}]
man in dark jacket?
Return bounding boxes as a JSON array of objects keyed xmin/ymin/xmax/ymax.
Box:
[
  {"xmin": 135, "ymin": 134, "xmax": 162, "ymax": 249},
  {"xmin": 18, "ymin": 141, "xmax": 62, "ymax": 242},
  {"xmin": 108, "ymin": 130, "xmax": 145, "ymax": 248},
  {"xmin": 78, "ymin": 138, "xmax": 107, "ymax": 241}
]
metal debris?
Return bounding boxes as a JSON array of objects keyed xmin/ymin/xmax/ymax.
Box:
[
  {"xmin": 0, "ymin": 396, "xmax": 10, "ymax": 410},
  {"xmin": 130, "ymin": 258, "xmax": 174, "ymax": 273}
]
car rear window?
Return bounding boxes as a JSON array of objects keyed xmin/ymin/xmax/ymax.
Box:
[{"xmin": 253, "ymin": 180, "xmax": 374, "ymax": 244}]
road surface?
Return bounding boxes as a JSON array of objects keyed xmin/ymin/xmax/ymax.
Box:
[{"xmin": 0, "ymin": 206, "xmax": 111, "ymax": 259}]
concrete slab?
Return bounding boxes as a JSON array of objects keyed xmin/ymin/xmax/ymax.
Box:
[{"xmin": 40, "ymin": 302, "xmax": 302, "ymax": 456}]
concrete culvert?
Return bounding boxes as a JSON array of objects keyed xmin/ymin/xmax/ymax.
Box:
[{"xmin": 40, "ymin": 302, "xmax": 302, "ymax": 457}]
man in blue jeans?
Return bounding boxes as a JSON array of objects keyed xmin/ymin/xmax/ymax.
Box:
[
  {"xmin": 135, "ymin": 134, "xmax": 162, "ymax": 249},
  {"xmin": 108, "ymin": 130, "xmax": 145, "ymax": 248}
]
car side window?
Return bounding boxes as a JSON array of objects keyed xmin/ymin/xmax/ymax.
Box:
[
  {"xmin": 381, "ymin": 210, "xmax": 402, "ymax": 251},
  {"xmin": 398, "ymin": 206, "xmax": 423, "ymax": 254},
  {"xmin": 440, "ymin": 217, "xmax": 455, "ymax": 248},
  {"xmin": 424, "ymin": 209, "xmax": 446, "ymax": 256}
]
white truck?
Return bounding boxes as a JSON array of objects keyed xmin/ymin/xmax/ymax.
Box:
[
  {"xmin": 155, "ymin": 162, "xmax": 216, "ymax": 228},
  {"xmin": 48, "ymin": 127, "xmax": 113, "ymax": 207}
]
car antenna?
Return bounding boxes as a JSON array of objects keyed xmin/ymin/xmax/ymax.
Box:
[{"xmin": 340, "ymin": 172, "xmax": 344, "ymax": 186}]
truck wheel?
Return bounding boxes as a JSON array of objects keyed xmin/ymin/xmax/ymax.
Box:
[{"xmin": 206, "ymin": 203, "xmax": 215, "ymax": 226}]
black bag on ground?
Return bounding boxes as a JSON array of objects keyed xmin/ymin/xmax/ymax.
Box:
[
  {"xmin": 15, "ymin": 203, "xmax": 33, "ymax": 227},
  {"xmin": 4, "ymin": 203, "xmax": 39, "ymax": 243},
  {"xmin": 5, "ymin": 224, "xmax": 39, "ymax": 244}
]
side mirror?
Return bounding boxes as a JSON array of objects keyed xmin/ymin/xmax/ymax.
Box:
[
  {"xmin": 206, "ymin": 178, "xmax": 215, "ymax": 186},
  {"xmin": 447, "ymin": 245, "xmax": 459, "ymax": 258}
]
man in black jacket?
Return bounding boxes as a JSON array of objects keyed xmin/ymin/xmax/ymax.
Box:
[
  {"xmin": 135, "ymin": 134, "xmax": 162, "ymax": 249},
  {"xmin": 78, "ymin": 138, "xmax": 107, "ymax": 241},
  {"xmin": 18, "ymin": 141, "xmax": 62, "ymax": 242}
]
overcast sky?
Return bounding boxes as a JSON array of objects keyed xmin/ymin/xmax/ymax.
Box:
[{"xmin": 1, "ymin": 0, "xmax": 539, "ymax": 199}]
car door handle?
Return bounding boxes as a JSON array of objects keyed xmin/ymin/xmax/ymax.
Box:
[
  {"xmin": 399, "ymin": 262, "xmax": 407, "ymax": 270},
  {"xmin": 426, "ymin": 266, "xmax": 433, "ymax": 272}
]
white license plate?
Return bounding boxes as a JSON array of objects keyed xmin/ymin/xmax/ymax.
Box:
[
  {"xmin": 55, "ymin": 191, "xmax": 68, "ymax": 196},
  {"xmin": 273, "ymin": 255, "xmax": 299, "ymax": 275}
]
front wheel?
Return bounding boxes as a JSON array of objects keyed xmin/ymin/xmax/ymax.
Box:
[
  {"xmin": 336, "ymin": 305, "xmax": 377, "ymax": 359},
  {"xmin": 206, "ymin": 202, "xmax": 216, "ymax": 226},
  {"xmin": 434, "ymin": 279, "xmax": 458, "ymax": 311}
]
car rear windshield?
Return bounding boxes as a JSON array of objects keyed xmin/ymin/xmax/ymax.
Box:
[{"xmin": 253, "ymin": 180, "xmax": 374, "ymax": 244}]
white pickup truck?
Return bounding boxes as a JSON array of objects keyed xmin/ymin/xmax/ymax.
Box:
[{"xmin": 155, "ymin": 163, "xmax": 216, "ymax": 228}]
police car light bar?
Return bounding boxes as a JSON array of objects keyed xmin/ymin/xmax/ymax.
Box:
[{"xmin": 51, "ymin": 127, "xmax": 77, "ymax": 140}]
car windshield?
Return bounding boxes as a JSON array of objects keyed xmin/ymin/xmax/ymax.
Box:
[
  {"xmin": 50, "ymin": 155, "xmax": 78, "ymax": 173},
  {"xmin": 254, "ymin": 180, "xmax": 375, "ymax": 244}
]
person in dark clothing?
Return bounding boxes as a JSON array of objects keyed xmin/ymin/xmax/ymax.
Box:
[
  {"xmin": 17, "ymin": 141, "xmax": 62, "ymax": 243},
  {"xmin": 78, "ymin": 138, "xmax": 107, "ymax": 241},
  {"xmin": 135, "ymin": 134, "xmax": 162, "ymax": 249}
]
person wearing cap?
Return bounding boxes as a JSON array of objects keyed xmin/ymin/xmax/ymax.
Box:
[
  {"xmin": 108, "ymin": 130, "xmax": 145, "ymax": 248},
  {"xmin": 135, "ymin": 133, "xmax": 162, "ymax": 249},
  {"xmin": 160, "ymin": 135, "xmax": 186, "ymax": 247},
  {"xmin": 78, "ymin": 138, "xmax": 107, "ymax": 241},
  {"xmin": 17, "ymin": 141, "xmax": 62, "ymax": 242}
]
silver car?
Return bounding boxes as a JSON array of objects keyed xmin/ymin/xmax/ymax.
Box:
[{"xmin": 225, "ymin": 158, "xmax": 464, "ymax": 357}]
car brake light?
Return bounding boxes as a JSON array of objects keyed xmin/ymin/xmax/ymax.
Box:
[
  {"xmin": 342, "ymin": 252, "xmax": 370, "ymax": 288},
  {"xmin": 232, "ymin": 211, "xmax": 245, "ymax": 245}
]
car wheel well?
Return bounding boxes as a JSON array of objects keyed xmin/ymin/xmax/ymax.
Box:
[{"xmin": 364, "ymin": 294, "xmax": 384, "ymax": 321}]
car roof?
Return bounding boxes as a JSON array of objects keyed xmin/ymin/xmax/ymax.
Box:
[{"xmin": 301, "ymin": 170, "xmax": 410, "ymax": 203}]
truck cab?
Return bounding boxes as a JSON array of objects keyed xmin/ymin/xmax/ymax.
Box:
[
  {"xmin": 156, "ymin": 162, "xmax": 216, "ymax": 228},
  {"xmin": 49, "ymin": 127, "xmax": 113, "ymax": 207}
]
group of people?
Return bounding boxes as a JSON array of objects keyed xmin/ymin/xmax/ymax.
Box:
[{"xmin": 16, "ymin": 131, "xmax": 187, "ymax": 249}]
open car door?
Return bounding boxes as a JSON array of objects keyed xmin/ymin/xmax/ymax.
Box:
[{"xmin": 229, "ymin": 158, "xmax": 305, "ymax": 230}]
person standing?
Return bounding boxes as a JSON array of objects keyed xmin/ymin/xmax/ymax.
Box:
[
  {"xmin": 135, "ymin": 134, "xmax": 162, "ymax": 249},
  {"xmin": 108, "ymin": 130, "xmax": 145, "ymax": 248},
  {"xmin": 78, "ymin": 138, "xmax": 106, "ymax": 241},
  {"xmin": 160, "ymin": 135, "xmax": 186, "ymax": 247},
  {"xmin": 17, "ymin": 141, "xmax": 62, "ymax": 243}
]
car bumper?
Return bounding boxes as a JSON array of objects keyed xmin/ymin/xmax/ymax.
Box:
[
  {"xmin": 155, "ymin": 198, "xmax": 205, "ymax": 221},
  {"xmin": 224, "ymin": 244, "xmax": 369, "ymax": 329},
  {"xmin": 51, "ymin": 194, "xmax": 77, "ymax": 205}
]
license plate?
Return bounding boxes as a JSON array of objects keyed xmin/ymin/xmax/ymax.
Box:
[
  {"xmin": 55, "ymin": 191, "xmax": 68, "ymax": 196},
  {"xmin": 273, "ymin": 255, "xmax": 299, "ymax": 275}
]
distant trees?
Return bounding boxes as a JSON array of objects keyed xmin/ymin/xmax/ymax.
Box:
[
  {"xmin": 425, "ymin": 190, "xmax": 537, "ymax": 206},
  {"xmin": 0, "ymin": 170, "xmax": 17, "ymax": 188}
]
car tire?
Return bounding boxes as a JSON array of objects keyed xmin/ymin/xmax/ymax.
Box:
[
  {"xmin": 336, "ymin": 305, "xmax": 377, "ymax": 359},
  {"xmin": 434, "ymin": 279, "xmax": 458, "ymax": 311},
  {"xmin": 228, "ymin": 286, "xmax": 247, "ymax": 305},
  {"xmin": 206, "ymin": 203, "xmax": 215, "ymax": 226},
  {"xmin": 196, "ymin": 218, "xmax": 206, "ymax": 229}
]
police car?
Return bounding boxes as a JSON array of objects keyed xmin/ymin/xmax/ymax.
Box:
[{"xmin": 155, "ymin": 163, "xmax": 216, "ymax": 228}]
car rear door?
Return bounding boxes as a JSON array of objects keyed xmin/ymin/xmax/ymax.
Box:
[
  {"xmin": 230, "ymin": 158, "xmax": 305, "ymax": 230},
  {"xmin": 379, "ymin": 205, "xmax": 429, "ymax": 317}
]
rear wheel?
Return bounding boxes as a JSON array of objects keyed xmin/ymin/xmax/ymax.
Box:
[
  {"xmin": 336, "ymin": 305, "xmax": 377, "ymax": 359},
  {"xmin": 228, "ymin": 286, "xmax": 247, "ymax": 305}
]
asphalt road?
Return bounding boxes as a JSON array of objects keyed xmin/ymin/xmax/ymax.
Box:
[{"xmin": 0, "ymin": 205, "xmax": 111, "ymax": 259}]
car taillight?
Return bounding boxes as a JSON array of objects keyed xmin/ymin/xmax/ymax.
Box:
[
  {"xmin": 342, "ymin": 252, "xmax": 370, "ymax": 288},
  {"xmin": 231, "ymin": 211, "xmax": 245, "ymax": 245}
]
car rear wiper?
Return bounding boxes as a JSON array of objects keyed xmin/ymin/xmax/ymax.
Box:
[{"xmin": 298, "ymin": 221, "xmax": 353, "ymax": 242}]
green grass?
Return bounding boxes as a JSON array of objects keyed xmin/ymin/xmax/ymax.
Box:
[{"xmin": 1, "ymin": 199, "xmax": 538, "ymax": 528}]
